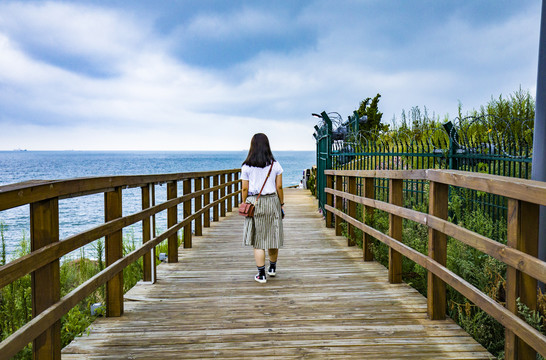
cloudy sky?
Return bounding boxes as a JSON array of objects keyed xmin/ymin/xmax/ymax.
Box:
[{"xmin": 0, "ymin": 1, "xmax": 542, "ymax": 151}]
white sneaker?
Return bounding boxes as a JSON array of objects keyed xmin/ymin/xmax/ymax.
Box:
[{"xmin": 255, "ymin": 274, "xmax": 267, "ymax": 283}]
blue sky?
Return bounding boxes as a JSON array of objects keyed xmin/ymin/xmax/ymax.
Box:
[{"xmin": 0, "ymin": 0, "xmax": 541, "ymax": 151}]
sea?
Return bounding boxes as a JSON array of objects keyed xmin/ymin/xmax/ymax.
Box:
[{"xmin": 0, "ymin": 150, "xmax": 315, "ymax": 260}]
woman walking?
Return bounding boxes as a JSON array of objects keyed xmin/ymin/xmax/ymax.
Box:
[{"xmin": 241, "ymin": 133, "xmax": 284, "ymax": 283}]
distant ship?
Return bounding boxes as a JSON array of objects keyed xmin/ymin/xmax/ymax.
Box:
[{"xmin": 13, "ymin": 148, "xmax": 27, "ymax": 152}]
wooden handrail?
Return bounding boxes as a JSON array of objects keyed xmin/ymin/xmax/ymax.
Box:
[
  {"xmin": 0, "ymin": 169, "xmax": 240, "ymax": 211},
  {"xmin": 0, "ymin": 179, "xmax": 239, "ymax": 289},
  {"xmin": 0, "ymin": 169, "xmax": 241, "ymax": 359},
  {"xmin": 325, "ymin": 169, "xmax": 546, "ymax": 206},
  {"xmin": 323, "ymin": 169, "xmax": 546, "ymax": 359},
  {"xmin": 325, "ymin": 188, "xmax": 546, "ymax": 284}
]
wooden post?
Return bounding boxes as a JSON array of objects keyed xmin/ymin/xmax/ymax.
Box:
[
  {"xmin": 427, "ymin": 181, "xmax": 448, "ymax": 320},
  {"xmin": 363, "ymin": 177, "xmax": 374, "ymax": 261},
  {"xmin": 220, "ymin": 174, "xmax": 226, "ymax": 217},
  {"xmin": 213, "ymin": 175, "xmax": 219, "ymax": 222},
  {"xmin": 183, "ymin": 179, "xmax": 192, "ymax": 248},
  {"xmin": 167, "ymin": 181, "xmax": 178, "ymax": 263},
  {"xmin": 30, "ymin": 198, "xmax": 61, "ymax": 360},
  {"xmin": 234, "ymin": 172, "xmax": 240, "ymax": 208},
  {"xmin": 326, "ymin": 174, "xmax": 333, "ymax": 228},
  {"xmin": 348, "ymin": 176, "xmax": 356, "ymax": 246},
  {"xmin": 335, "ymin": 175, "xmax": 343, "ymax": 236},
  {"xmin": 152, "ymin": 184, "xmax": 156, "ymax": 238},
  {"xmin": 505, "ymin": 199, "xmax": 539, "ymax": 360},
  {"xmin": 227, "ymin": 173, "xmax": 233, "ymax": 212},
  {"xmin": 194, "ymin": 177, "xmax": 203, "ymax": 236},
  {"xmin": 334, "ymin": 176, "xmax": 343, "ymax": 236},
  {"xmin": 141, "ymin": 185, "xmax": 155, "ymax": 282},
  {"xmin": 388, "ymin": 179, "xmax": 403, "ymax": 284},
  {"xmin": 105, "ymin": 187, "xmax": 123, "ymax": 316},
  {"xmin": 204, "ymin": 176, "xmax": 211, "ymax": 227}
]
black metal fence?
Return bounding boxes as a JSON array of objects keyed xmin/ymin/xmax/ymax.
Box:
[{"xmin": 313, "ymin": 113, "xmax": 533, "ymax": 222}]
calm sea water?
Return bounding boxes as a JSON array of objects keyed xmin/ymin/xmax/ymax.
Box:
[{"xmin": 0, "ymin": 151, "xmax": 315, "ymax": 259}]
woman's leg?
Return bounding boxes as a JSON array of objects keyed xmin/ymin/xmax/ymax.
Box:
[
  {"xmin": 268, "ymin": 248, "xmax": 278, "ymax": 262},
  {"xmin": 254, "ymin": 248, "xmax": 266, "ymax": 267}
]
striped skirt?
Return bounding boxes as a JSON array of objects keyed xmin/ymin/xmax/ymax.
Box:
[{"xmin": 243, "ymin": 193, "xmax": 284, "ymax": 249}]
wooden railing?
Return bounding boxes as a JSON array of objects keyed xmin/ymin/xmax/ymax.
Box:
[
  {"xmin": 0, "ymin": 169, "xmax": 241, "ymax": 359},
  {"xmin": 324, "ymin": 169, "xmax": 546, "ymax": 360}
]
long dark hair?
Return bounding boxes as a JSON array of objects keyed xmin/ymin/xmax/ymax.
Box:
[{"xmin": 242, "ymin": 133, "xmax": 275, "ymax": 168}]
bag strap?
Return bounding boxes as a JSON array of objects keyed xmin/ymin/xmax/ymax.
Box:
[{"xmin": 255, "ymin": 162, "xmax": 275, "ymax": 203}]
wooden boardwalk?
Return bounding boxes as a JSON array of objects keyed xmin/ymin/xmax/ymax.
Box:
[{"xmin": 62, "ymin": 189, "xmax": 493, "ymax": 359}]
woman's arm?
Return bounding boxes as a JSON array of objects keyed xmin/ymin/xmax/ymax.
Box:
[
  {"xmin": 275, "ymin": 174, "xmax": 283, "ymax": 206},
  {"xmin": 242, "ymin": 180, "xmax": 249, "ymax": 203}
]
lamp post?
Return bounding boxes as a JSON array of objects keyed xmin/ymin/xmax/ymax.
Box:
[{"xmin": 533, "ymin": 0, "xmax": 546, "ymax": 272}]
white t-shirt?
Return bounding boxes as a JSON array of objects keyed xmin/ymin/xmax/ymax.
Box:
[{"xmin": 241, "ymin": 161, "xmax": 283, "ymax": 195}]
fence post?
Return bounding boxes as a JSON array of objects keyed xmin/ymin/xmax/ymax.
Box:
[
  {"xmin": 204, "ymin": 176, "xmax": 211, "ymax": 227},
  {"xmin": 234, "ymin": 172, "xmax": 240, "ymax": 208},
  {"xmin": 348, "ymin": 176, "xmax": 356, "ymax": 246},
  {"xmin": 183, "ymin": 179, "xmax": 192, "ymax": 248},
  {"xmin": 141, "ymin": 184, "xmax": 155, "ymax": 282},
  {"xmin": 505, "ymin": 199, "xmax": 539, "ymax": 360},
  {"xmin": 326, "ymin": 174, "xmax": 333, "ymax": 228},
  {"xmin": 213, "ymin": 175, "xmax": 219, "ymax": 221},
  {"xmin": 335, "ymin": 175, "xmax": 343, "ymax": 236},
  {"xmin": 363, "ymin": 177, "xmax": 375, "ymax": 261},
  {"xmin": 220, "ymin": 174, "xmax": 226, "ymax": 217},
  {"xmin": 105, "ymin": 187, "xmax": 124, "ymax": 316},
  {"xmin": 227, "ymin": 173, "xmax": 233, "ymax": 213},
  {"xmin": 194, "ymin": 177, "xmax": 203, "ymax": 236},
  {"xmin": 30, "ymin": 198, "xmax": 61, "ymax": 359},
  {"xmin": 428, "ymin": 181, "xmax": 448, "ymax": 320},
  {"xmin": 167, "ymin": 181, "xmax": 178, "ymax": 262},
  {"xmin": 152, "ymin": 184, "xmax": 156, "ymax": 239},
  {"xmin": 388, "ymin": 179, "xmax": 403, "ymax": 283}
]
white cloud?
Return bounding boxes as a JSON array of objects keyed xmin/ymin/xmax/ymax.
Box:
[{"xmin": 0, "ymin": 1, "xmax": 541, "ymax": 151}]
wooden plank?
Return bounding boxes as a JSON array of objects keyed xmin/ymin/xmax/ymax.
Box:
[
  {"xmin": 348, "ymin": 176, "xmax": 356, "ymax": 246},
  {"xmin": 105, "ymin": 187, "xmax": 123, "ymax": 317},
  {"xmin": 326, "ymin": 174, "xmax": 333, "ymax": 228},
  {"xmin": 141, "ymin": 185, "xmax": 153, "ymax": 282},
  {"xmin": 203, "ymin": 176, "xmax": 211, "ymax": 227},
  {"xmin": 389, "ymin": 179, "xmax": 403, "ymax": 284},
  {"xmin": 505, "ymin": 199, "xmax": 539, "ymax": 360},
  {"xmin": 183, "ymin": 179, "xmax": 192, "ymax": 248},
  {"xmin": 62, "ymin": 189, "xmax": 492, "ymax": 360},
  {"xmin": 194, "ymin": 178, "xmax": 203, "ymax": 236},
  {"xmin": 427, "ymin": 181, "xmax": 448, "ymax": 320},
  {"xmin": 363, "ymin": 177, "xmax": 374, "ymax": 261},
  {"xmin": 167, "ymin": 182, "xmax": 178, "ymax": 263},
  {"xmin": 30, "ymin": 198, "xmax": 61, "ymax": 360},
  {"xmin": 335, "ymin": 175, "xmax": 343, "ymax": 236}
]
